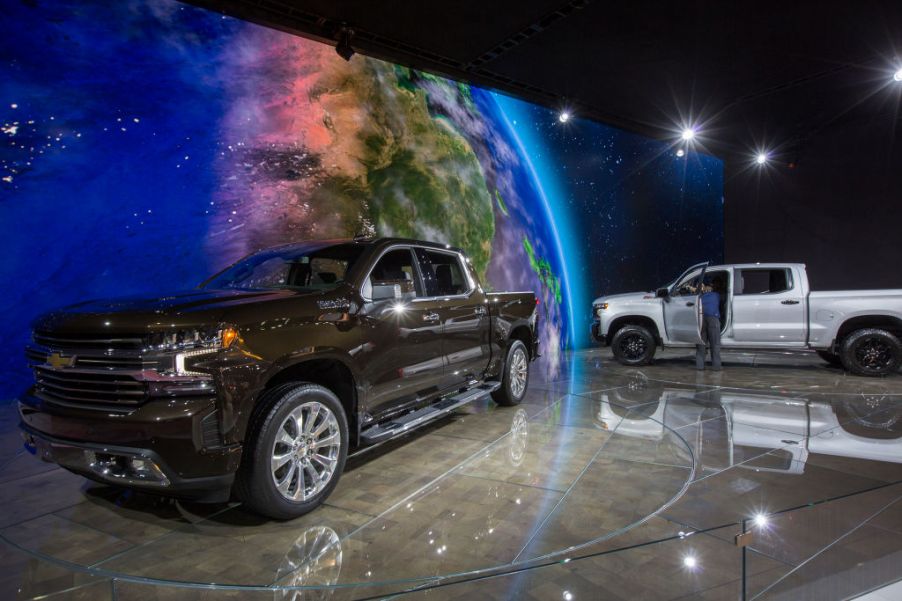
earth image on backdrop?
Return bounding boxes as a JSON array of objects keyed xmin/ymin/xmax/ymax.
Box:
[{"xmin": 0, "ymin": 1, "xmax": 723, "ymax": 394}]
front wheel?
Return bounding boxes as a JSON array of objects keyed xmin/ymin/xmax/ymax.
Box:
[
  {"xmin": 235, "ymin": 383, "xmax": 348, "ymax": 520},
  {"xmin": 840, "ymin": 329, "xmax": 902, "ymax": 377},
  {"xmin": 611, "ymin": 325, "xmax": 657, "ymax": 366},
  {"xmin": 492, "ymin": 340, "xmax": 530, "ymax": 406}
]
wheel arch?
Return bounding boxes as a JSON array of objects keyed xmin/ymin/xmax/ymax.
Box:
[
  {"xmin": 508, "ymin": 324, "xmax": 534, "ymax": 359},
  {"xmin": 250, "ymin": 353, "xmax": 361, "ymax": 448},
  {"xmin": 834, "ymin": 314, "xmax": 902, "ymax": 349},
  {"xmin": 605, "ymin": 315, "xmax": 663, "ymax": 346}
]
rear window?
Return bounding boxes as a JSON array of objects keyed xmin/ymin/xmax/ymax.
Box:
[{"xmin": 737, "ymin": 269, "xmax": 792, "ymax": 295}]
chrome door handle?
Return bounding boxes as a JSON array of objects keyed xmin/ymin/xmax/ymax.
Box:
[
  {"xmin": 423, "ymin": 312, "xmax": 440, "ymax": 322},
  {"xmin": 686, "ymin": 302, "xmax": 695, "ymax": 307},
  {"xmin": 781, "ymin": 300, "xmax": 800, "ymax": 305}
]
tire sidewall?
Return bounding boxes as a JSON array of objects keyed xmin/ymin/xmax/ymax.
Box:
[
  {"xmin": 612, "ymin": 325, "xmax": 656, "ymax": 366},
  {"xmin": 841, "ymin": 329, "xmax": 902, "ymax": 377},
  {"xmin": 244, "ymin": 384, "xmax": 349, "ymax": 519},
  {"xmin": 496, "ymin": 340, "xmax": 529, "ymax": 406}
]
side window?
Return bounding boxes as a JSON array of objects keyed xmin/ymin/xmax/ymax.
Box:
[
  {"xmin": 672, "ymin": 270, "xmax": 702, "ymax": 296},
  {"xmin": 737, "ymin": 269, "xmax": 792, "ymax": 295},
  {"xmin": 417, "ymin": 249, "xmax": 471, "ymax": 297},
  {"xmin": 363, "ymin": 248, "xmax": 422, "ymax": 299}
]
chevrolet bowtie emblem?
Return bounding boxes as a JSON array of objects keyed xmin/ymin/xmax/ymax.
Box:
[{"xmin": 46, "ymin": 352, "xmax": 76, "ymax": 369}]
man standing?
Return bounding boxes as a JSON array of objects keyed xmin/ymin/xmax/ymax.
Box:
[{"xmin": 696, "ymin": 281, "xmax": 722, "ymax": 370}]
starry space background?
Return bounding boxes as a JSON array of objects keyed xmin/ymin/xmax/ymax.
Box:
[{"xmin": 0, "ymin": 0, "xmax": 722, "ymax": 397}]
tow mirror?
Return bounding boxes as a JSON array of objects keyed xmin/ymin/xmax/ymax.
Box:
[
  {"xmin": 655, "ymin": 287, "xmax": 669, "ymax": 298},
  {"xmin": 371, "ymin": 279, "xmax": 415, "ymax": 302}
]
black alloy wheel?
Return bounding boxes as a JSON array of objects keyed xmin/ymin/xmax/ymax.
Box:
[
  {"xmin": 611, "ymin": 325, "xmax": 656, "ymax": 366},
  {"xmin": 840, "ymin": 328, "xmax": 902, "ymax": 377}
]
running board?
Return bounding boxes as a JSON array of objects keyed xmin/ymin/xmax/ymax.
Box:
[{"xmin": 360, "ymin": 382, "xmax": 501, "ymax": 445}]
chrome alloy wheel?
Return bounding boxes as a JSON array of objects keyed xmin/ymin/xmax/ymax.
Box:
[
  {"xmin": 509, "ymin": 347, "xmax": 529, "ymax": 399},
  {"xmin": 270, "ymin": 402, "xmax": 341, "ymax": 502}
]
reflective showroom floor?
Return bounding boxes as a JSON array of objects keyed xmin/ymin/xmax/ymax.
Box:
[{"xmin": 2, "ymin": 349, "xmax": 902, "ymax": 600}]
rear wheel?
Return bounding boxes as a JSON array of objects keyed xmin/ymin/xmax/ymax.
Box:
[
  {"xmin": 839, "ymin": 328, "xmax": 902, "ymax": 377},
  {"xmin": 816, "ymin": 350, "xmax": 843, "ymax": 367},
  {"xmin": 235, "ymin": 383, "xmax": 348, "ymax": 520},
  {"xmin": 492, "ymin": 340, "xmax": 529, "ymax": 406},
  {"xmin": 611, "ymin": 325, "xmax": 657, "ymax": 366}
]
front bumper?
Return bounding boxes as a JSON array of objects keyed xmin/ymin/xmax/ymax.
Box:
[
  {"xmin": 591, "ymin": 319, "xmax": 606, "ymax": 344},
  {"xmin": 18, "ymin": 390, "xmax": 242, "ymax": 501}
]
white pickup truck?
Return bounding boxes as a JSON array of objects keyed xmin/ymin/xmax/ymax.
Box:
[{"xmin": 591, "ymin": 262, "xmax": 902, "ymax": 376}]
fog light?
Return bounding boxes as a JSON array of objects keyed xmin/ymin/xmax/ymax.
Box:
[{"xmin": 86, "ymin": 451, "xmax": 169, "ymax": 486}]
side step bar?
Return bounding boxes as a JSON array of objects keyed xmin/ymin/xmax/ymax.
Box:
[{"xmin": 360, "ymin": 382, "xmax": 501, "ymax": 445}]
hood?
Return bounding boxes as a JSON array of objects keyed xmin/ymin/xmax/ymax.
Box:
[
  {"xmin": 592, "ymin": 291, "xmax": 658, "ymax": 305},
  {"xmin": 34, "ymin": 288, "xmax": 308, "ymax": 335}
]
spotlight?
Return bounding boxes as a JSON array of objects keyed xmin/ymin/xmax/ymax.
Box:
[
  {"xmin": 335, "ymin": 28, "xmax": 355, "ymax": 61},
  {"xmin": 894, "ymin": 68, "xmax": 902, "ymax": 82},
  {"xmin": 683, "ymin": 555, "xmax": 698, "ymax": 569},
  {"xmin": 753, "ymin": 513, "xmax": 769, "ymax": 528},
  {"xmin": 680, "ymin": 127, "xmax": 696, "ymax": 141},
  {"xmin": 676, "ymin": 148, "xmax": 685, "ymax": 157},
  {"xmin": 558, "ymin": 111, "xmax": 571, "ymax": 123},
  {"xmin": 756, "ymin": 152, "xmax": 768, "ymax": 165}
]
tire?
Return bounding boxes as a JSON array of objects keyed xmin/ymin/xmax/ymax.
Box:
[
  {"xmin": 492, "ymin": 340, "xmax": 529, "ymax": 406},
  {"xmin": 611, "ymin": 325, "xmax": 657, "ymax": 366},
  {"xmin": 235, "ymin": 383, "xmax": 348, "ymax": 520},
  {"xmin": 839, "ymin": 328, "xmax": 902, "ymax": 377},
  {"xmin": 816, "ymin": 350, "xmax": 843, "ymax": 367}
]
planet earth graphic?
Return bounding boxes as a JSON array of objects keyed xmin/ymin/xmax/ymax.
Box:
[{"xmin": 210, "ymin": 33, "xmax": 569, "ymax": 378}]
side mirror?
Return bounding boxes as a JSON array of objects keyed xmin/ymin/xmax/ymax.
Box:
[
  {"xmin": 370, "ymin": 279, "xmax": 415, "ymax": 302},
  {"xmin": 655, "ymin": 287, "xmax": 669, "ymax": 298}
]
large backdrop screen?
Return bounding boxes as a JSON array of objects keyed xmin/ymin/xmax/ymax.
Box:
[{"xmin": 0, "ymin": 1, "xmax": 723, "ymax": 395}]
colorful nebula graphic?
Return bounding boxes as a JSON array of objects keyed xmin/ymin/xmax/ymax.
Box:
[{"xmin": 0, "ymin": 1, "xmax": 723, "ymax": 395}]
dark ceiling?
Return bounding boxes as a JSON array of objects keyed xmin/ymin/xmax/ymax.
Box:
[{"xmin": 186, "ymin": 0, "xmax": 902, "ymax": 163}]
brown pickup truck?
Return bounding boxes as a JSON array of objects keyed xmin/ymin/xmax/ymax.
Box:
[{"xmin": 19, "ymin": 238, "xmax": 538, "ymax": 518}]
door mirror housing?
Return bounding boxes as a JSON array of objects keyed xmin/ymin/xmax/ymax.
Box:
[
  {"xmin": 655, "ymin": 287, "xmax": 669, "ymax": 298},
  {"xmin": 370, "ymin": 279, "xmax": 416, "ymax": 302}
]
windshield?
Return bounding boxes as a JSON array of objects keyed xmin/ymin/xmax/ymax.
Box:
[{"xmin": 203, "ymin": 243, "xmax": 365, "ymax": 291}]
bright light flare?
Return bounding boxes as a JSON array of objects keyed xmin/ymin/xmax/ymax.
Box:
[
  {"xmin": 683, "ymin": 554, "xmax": 698, "ymax": 570},
  {"xmin": 680, "ymin": 127, "xmax": 696, "ymax": 141},
  {"xmin": 753, "ymin": 513, "xmax": 769, "ymax": 528},
  {"xmin": 391, "ymin": 303, "xmax": 407, "ymax": 314},
  {"xmin": 894, "ymin": 68, "xmax": 902, "ymax": 82},
  {"xmin": 755, "ymin": 152, "xmax": 768, "ymax": 165},
  {"xmin": 676, "ymin": 148, "xmax": 685, "ymax": 157},
  {"xmin": 558, "ymin": 111, "xmax": 571, "ymax": 123}
]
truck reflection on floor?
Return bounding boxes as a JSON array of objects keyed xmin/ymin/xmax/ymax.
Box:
[{"xmin": 596, "ymin": 374, "xmax": 902, "ymax": 475}]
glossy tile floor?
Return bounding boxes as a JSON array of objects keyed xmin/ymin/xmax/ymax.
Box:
[{"xmin": 2, "ymin": 348, "xmax": 902, "ymax": 600}]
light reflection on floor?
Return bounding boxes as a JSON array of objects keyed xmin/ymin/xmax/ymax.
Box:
[{"xmin": 1, "ymin": 348, "xmax": 901, "ymax": 600}]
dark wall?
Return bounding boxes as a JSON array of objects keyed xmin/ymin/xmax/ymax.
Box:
[{"xmin": 724, "ymin": 114, "xmax": 902, "ymax": 291}]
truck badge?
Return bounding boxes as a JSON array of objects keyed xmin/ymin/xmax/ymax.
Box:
[{"xmin": 46, "ymin": 352, "xmax": 76, "ymax": 369}]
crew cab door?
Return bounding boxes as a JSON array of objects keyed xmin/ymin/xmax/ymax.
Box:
[
  {"xmin": 358, "ymin": 247, "xmax": 446, "ymax": 416},
  {"xmin": 414, "ymin": 248, "xmax": 490, "ymax": 390},
  {"xmin": 731, "ymin": 267, "xmax": 806, "ymax": 346},
  {"xmin": 662, "ymin": 262, "xmax": 707, "ymax": 344}
]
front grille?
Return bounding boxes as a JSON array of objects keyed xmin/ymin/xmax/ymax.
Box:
[
  {"xmin": 25, "ymin": 347, "xmax": 48, "ymax": 364},
  {"xmin": 74, "ymin": 356, "xmax": 158, "ymax": 369},
  {"xmin": 33, "ymin": 331, "xmax": 145, "ymax": 351},
  {"xmin": 34, "ymin": 366, "xmax": 147, "ymax": 410}
]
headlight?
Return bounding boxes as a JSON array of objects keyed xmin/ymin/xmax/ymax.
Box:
[
  {"xmin": 150, "ymin": 326, "xmax": 240, "ymax": 377},
  {"xmin": 149, "ymin": 326, "xmax": 239, "ymax": 352},
  {"xmin": 595, "ymin": 303, "xmax": 608, "ymax": 317}
]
